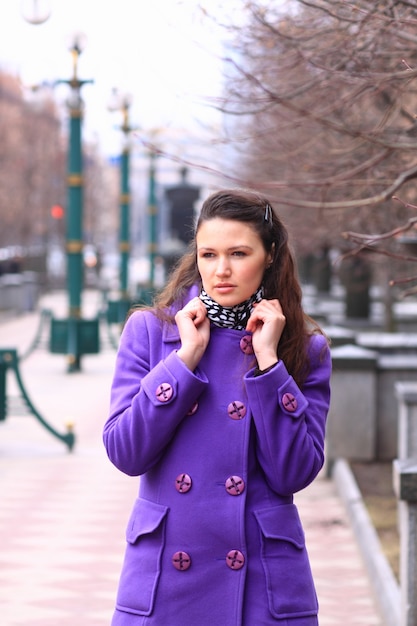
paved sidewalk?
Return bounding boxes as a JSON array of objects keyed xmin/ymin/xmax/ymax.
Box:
[{"xmin": 0, "ymin": 292, "xmax": 384, "ymax": 625}]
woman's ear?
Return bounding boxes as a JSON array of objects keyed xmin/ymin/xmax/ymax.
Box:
[{"xmin": 267, "ymin": 244, "xmax": 275, "ymax": 267}]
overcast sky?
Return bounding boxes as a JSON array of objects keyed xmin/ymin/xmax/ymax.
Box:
[{"xmin": 0, "ymin": 0, "xmax": 236, "ymax": 156}]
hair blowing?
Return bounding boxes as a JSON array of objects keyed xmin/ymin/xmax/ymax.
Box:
[{"xmin": 150, "ymin": 188, "xmax": 326, "ymax": 386}]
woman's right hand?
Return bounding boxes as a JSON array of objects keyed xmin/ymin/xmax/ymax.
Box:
[{"xmin": 175, "ymin": 297, "xmax": 210, "ymax": 371}]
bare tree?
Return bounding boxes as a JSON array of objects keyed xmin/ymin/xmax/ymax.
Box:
[
  {"xmin": 203, "ymin": 0, "xmax": 417, "ymax": 323},
  {"xmin": 220, "ymin": 1, "xmax": 417, "ymax": 201}
]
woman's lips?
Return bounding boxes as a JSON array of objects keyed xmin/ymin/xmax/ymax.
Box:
[{"xmin": 215, "ymin": 284, "xmax": 235, "ymax": 294}]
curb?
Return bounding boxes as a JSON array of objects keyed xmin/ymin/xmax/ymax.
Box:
[{"xmin": 332, "ymin": 458, "xmax": 401, "ymax": 626}]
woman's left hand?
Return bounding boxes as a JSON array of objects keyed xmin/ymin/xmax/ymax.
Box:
[{"xmin": 245, "ymin": 299, "xmax": 285, "ymax": 371}]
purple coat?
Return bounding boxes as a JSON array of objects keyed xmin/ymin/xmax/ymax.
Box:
[{"xmin": 103, "ymin": 287, "xmax": 332, "ymax": 626}]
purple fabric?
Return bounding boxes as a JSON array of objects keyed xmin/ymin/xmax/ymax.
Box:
[{"xmin": 103, "ymin": 289, "xmax": 331, "ymax": 625}]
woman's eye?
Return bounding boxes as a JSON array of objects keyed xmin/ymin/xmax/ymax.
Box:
[
  {"xmin": 201, "ymin": 252, "xmax": 215, "ymax": 258},
  {"xmin": 232, "ymin": 250, "xmax": 246, "ymax": 257}
]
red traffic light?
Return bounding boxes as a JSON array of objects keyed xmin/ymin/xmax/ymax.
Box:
[{"xmin": 51, "ymin": 204, "xmax": 64, "ymax": 219}]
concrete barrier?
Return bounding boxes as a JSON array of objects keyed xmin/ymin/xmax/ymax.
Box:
[
  {"xmin": 393, "ymin": 382, "xmax": 417, "ymax": 626},
  {"xmin": 327, "ymin": 344, "xmax": 378, "ymax": 462},
  {"xmin": 0, "ymin": 272, "xmax": 39, "ymax": 313}
]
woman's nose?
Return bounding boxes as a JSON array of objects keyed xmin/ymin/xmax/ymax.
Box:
[{"xmin": 215, "ymin": 257, "xmax": 231, "ymax": 276}]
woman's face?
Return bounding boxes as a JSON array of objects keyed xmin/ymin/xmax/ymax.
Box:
[{"xmin": 196, "ymin": 217, "xmax": 272, "ymax": 307}]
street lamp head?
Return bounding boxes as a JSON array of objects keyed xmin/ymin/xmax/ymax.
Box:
[
  {"xmin": 121, "ymin": 93, "xmax": 133, "ymax": 111},
  {"xmin": 107, "ymin": 88, "xmax": 133, "ymax": 113},
  {"xmin": 65, "ymin": 32, "xmax": 88, "ymax": 85},
  {"xmin": 67, "ymin": 32, "xmax": 87, "ymax": 56},
  {"xmin": 108, "ymin": 89, "xmax": 135, "ymax": 140},
  {"xmin": 107, "ymin": 88, "xmax": 122, "ymax": 113},
  {"xmin": 21, "ymin": 0, "xmax": 51, "ymax": 24}
]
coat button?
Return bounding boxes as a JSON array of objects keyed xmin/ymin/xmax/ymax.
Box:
[
  {"xmin": 227, "ymin": 400, "xmax": 246, "ymax": 420},
  {"xmin": 240, "ymin": 335, "xmax": 254, "ymax": 355},
  {"xmin": 226, "ymin": 549, "xmax": 245, "ymax": 570},
  {"xmin": 187, "ymin": 402, "xmax": 198, "ymax": 416},
  {"xmin": 225, "ymin": 475, "xmax": 245, "ymax": 496},
  {"xmin": 172, "ymin": 551, "xmax": 191, "ymax": 571},
  {"xmin": 156, "ymin": 383, "xmax": 173, "ymax": 402},
  {"xmin": 282, "ymin": 392, "xmax": 297, "ymax": 412},
  {"xmin": 175, "ymin": 473, "xmax": 192, "ymax": 493}
]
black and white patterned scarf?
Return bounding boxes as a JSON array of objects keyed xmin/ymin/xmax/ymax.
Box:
[{"xmin": 199, "ymin": 286, "xmax": 264, "ymax": 330}]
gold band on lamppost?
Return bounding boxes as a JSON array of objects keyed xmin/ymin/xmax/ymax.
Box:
[
  {"xmin": 120, "ymin": 193, "xmax": 130, "ymax": 204},
  {"xmin": 66, "ymin": 240, "xmax": 83, "ymax": 253},
  {"xmin": 67, "ymin": 173, "xmax": 83, "ymax": 186},
  {"xmin": 119, "ymin": 241, "xmax": 130, "ymax": 253},
  {"xmin": 69, "ymin": 107, "xmax": 82, "ymax": 119}
]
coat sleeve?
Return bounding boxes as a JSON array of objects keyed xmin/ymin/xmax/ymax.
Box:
[
  {"xmin": 103, "ymin": 311, "xmax": 209, "ymax": 476},
  {"xmin": 244, "ymin": 333, "xmax": 331, "ymax": 496}
]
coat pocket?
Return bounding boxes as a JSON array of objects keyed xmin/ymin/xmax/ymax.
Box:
[
  {"xmin": 254, "ymin": 504, "xmax": 318, "ymax": 620},
  {"xmin": 116, "ymin": 497, "xmax": 169, "ymax": 616}
]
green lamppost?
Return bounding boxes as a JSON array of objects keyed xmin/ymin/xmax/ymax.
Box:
[
  {"xmin": 148, "ymin": 150, "xmax": 158, "ymax": 288},
  {"xmin": 22, "ymin": 12, "xmax": 99, "ymax": 374},
  {"xmin": 50, "ymin": 35, "xmax": 97, "ymax": 372},
  {"xmin": 107, "ymin": 90, "xmax": 134, "ymax": 323},
  {"xmin": 135, "ymin": 148, "xmax": 158, "ymax": 307}
]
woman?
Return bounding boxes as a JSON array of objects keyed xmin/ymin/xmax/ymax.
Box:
[{"xmin": 103, "ymin": 188, "xmax": 332, "ymax": 625}]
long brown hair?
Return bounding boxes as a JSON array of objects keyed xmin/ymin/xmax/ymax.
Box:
[{"xmin": 147, "ymin": 188, "xmax": 326, "ymax": 385}]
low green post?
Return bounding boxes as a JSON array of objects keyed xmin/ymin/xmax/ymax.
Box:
[{"xmin": 0, "ymin": 353, "xmax": 7, "ymax": 422}]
